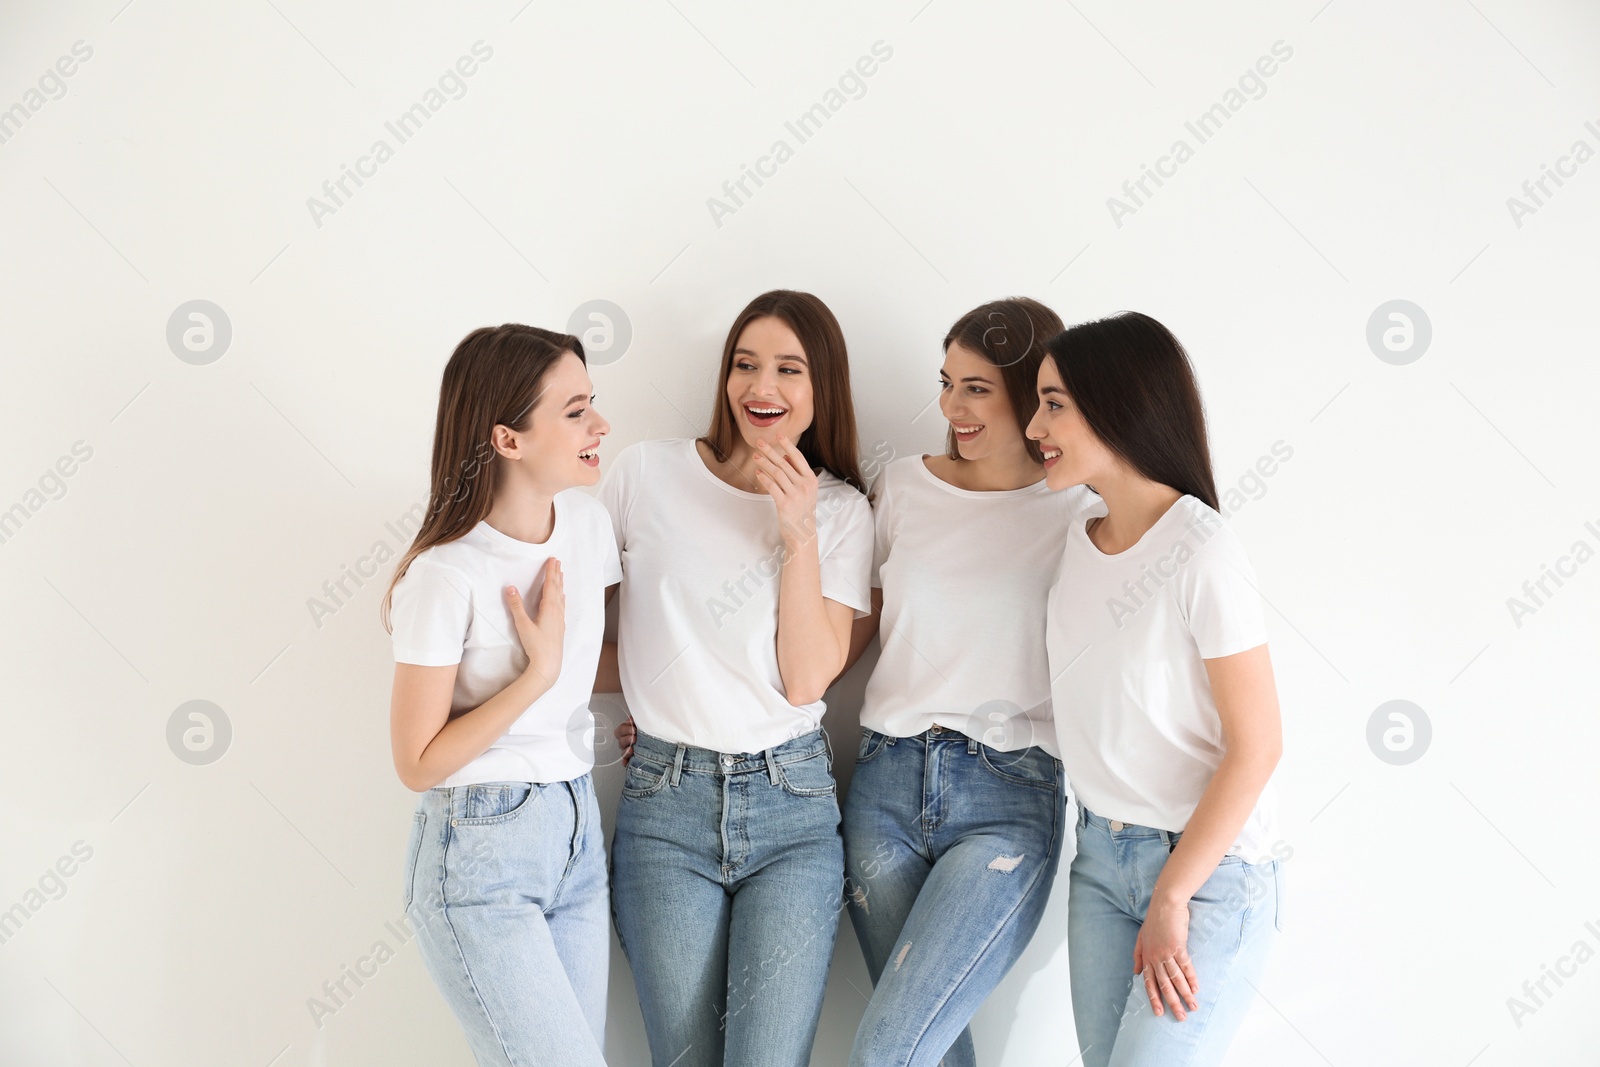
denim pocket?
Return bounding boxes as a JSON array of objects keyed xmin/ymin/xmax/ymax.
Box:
[
  {"xmin": 453, "ymin": 782, "xmax": 536, "ymax": 824},
  {"xmin": 977, "ymin": 745, "xmax": 1060, "ymax": 792},
  {"xmin": 777, "ymin": 750, "xmax": 837, "ymax": 797},
  {"xmin": 402, "ymin": 811, "xmax": 425, "ymax": 910},
  {"xmin": 620, "ymin": 756, "xmax": 670, "ymax": 799},
  {"xmin": 856, "ymin": 730, "xmax": 889, "ymax": 764}
]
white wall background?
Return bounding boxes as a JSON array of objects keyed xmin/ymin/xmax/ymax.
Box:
[{"xmin": 2, "ymin": 0, "xmax": 1597, "ymax": 1063}]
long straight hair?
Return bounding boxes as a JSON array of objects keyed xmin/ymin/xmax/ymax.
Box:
[
  {"xmin": 1044, "ymin": 312, "xmax": 1220, "ymax": 510},
  {"xmin": 701, "ymin": 290, "xmax": 867, "ymax": 493},
  {"xmin": 941, "ymin": 297, "xmax": 1065, "ymax": 465},
  {"xmin": 381, "ymin": 323, "xmax": 584, "ymax": 629}
]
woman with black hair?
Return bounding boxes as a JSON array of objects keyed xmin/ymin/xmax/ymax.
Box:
[{"xmin": 1028, "ymin": 312, "xmax": 1285, "ymax": 1067}]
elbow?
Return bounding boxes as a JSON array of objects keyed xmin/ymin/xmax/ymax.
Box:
[
  {"xmin": 396, "ymin": 761, "xmax": 436, "ymax": 793},
  {"xmin": 786, "ymin": 685, "xmax": 825, "ymax": 708}
]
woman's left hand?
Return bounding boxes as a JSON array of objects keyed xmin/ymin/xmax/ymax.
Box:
[
  {"xmin": 1133, "ymin": 896, "xmax": 1200, "ymax": 1021},
  {"xmin": 752, "ymin": 435, "xmax": 818, "ymax": 545}
]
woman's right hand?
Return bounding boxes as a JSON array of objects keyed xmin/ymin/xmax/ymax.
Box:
[
  {"xmin": 505, "ymin": 558, "xmax": 565, "ymax": 687},
  {"xmin": 614, "ymin": 716, "xmax": 636, "ymax": 765}
]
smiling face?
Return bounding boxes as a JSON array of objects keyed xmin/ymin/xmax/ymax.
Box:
[
  {"xmin": 1025, "ymin": 353, "xmax": 1118, "ymax": 492},
  {"xmin": 939, "ymin": 341, "xmax": 1029, "ymax": 461},
  {"xmin": 724, "ymin": 314, "xmax": 815, "ymax": 450},
  {"xmin": 497, "ymin": 350, "xmax": 610, "ymax": 492}
]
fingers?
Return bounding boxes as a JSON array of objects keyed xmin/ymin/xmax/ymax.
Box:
[
  {"xmin": 535, "ymin": 559, "xmax": 565, "ymax": 620},
  {"xmin": 752, "ymin": 446, "xmax": 798, "ymax": 497},
  {"xmin": 1151, "ymin": 959, "xmax": 1184, "ymax": 1021},
  {"xmin": 1178, "ymin": 950, "xmax": 1200, "ymax": 1000},
  {"xmin": 1164, "ymin": 957, "xmax": 1198, "ymax": 1015},
  {"xmin": 1142, "ymin": 965, "xmax": 1163, "ymax": 1017}
]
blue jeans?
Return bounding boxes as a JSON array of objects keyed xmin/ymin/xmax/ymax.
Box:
[
  {"xmin": 403, "ymin": 775, "xmax": 609, "ymax": 1067},
  {"xmin": 842, "ymin": 727, "xmax": 1066, "ymax": 1067},
  {"xmin": 1068, "ymin": 806, "xmax": 1283, "ymax": 1067},
  {"xmin": 610, "ymin": 727, "xmax": 845, "ymax": 1067}
]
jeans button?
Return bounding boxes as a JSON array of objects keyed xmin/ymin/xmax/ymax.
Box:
[
  {"xmin": 1110, "ymin": 819, "xmax": 1125, "ymax": 832},
  {"xmin": 721, "ymin": 754, "xmax": 735, "ymax": 767}
]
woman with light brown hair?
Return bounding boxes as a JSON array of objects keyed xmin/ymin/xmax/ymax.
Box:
[
  {"xmin": 385, "ymin": 323, "xmax": 618, "ymax": 1066},
  {"xmin": 598, "ymin": 290, "xmax": 874, "ymax": 1067}
]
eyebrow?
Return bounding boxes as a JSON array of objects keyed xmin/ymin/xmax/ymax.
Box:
[
  {"xmin": 734, "ymin": 347, "xmax": 807, "ymax": 365},
  {"xmin": 563, "ymin": 393, "xmax": 590, "ymax": 405},
  {"xmin": 941, "ymin": 371, "xmax": 996, "ymax": 384},
  {"xmin": 1039, "ymin": 385, "xmax": 1068, "ymax": 395}
]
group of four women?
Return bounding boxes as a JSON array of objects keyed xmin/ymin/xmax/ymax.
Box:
[{"xmin": 384, "ymin": 291, "xmax": 1285, "ymax": 1067}]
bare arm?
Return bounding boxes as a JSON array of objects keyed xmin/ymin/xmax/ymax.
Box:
[
  {"xmin": 1152, "ymin": 643, "xmax": 1282, "ymax": 902},
  {"xmin": 389, "ymin": 560, "xmax": 566, "ymax": 792},
  {"xmin": 1136, "ymin": 642, "xmax": 1282, "ymax": 1018},
  {"xmin": 836, "ymin": 587, "xmax": 884, "ymax": 682},
  {"xmin": 753, "ymin": 437, "xmax": 854, "ymax": 706}
]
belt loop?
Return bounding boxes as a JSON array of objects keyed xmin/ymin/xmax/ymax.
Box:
[
  {"xmin": 967, "ymin": 736, "xmax": 978, "ymax": 755},
  {"xmin": 765, "ymin": 746, "xmax": 780, "ymax": 785},
  {"xmin": 821, "ymin": 729, "xmax": 834, "ymax": 769},
  {"xmin": 670, "ymin": 743, "xmax": 686, "ymax": 786}
]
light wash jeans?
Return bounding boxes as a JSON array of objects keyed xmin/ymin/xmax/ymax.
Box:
[
  {"xmin": 403, "ymin": 775, "xmax": 609, "ymax": 1067},
  {"xmin": 1068, "ymin": 805, "xmax": 1283, "ymax": 1067},
  {"xmin": 610, "ymin": 727, "xmax": 845, "ymax": 1067},
  {"xmin": 842, "ymin": 727, "xmax": 1066, "ymax": 1067}
]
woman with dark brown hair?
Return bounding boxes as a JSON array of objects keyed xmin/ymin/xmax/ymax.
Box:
[
  {"xmin": 598, "ymin": 291, "xmax": 874, "ymax": 1066},
  {"xmin": 835, "ymin": 298, "xmax": 1100, "ymax": 1066},
  {"xmin": 385, "ymin": 324, "xmax": 619, "ymax": 1065},
  {"xmin": 1029, "ymin": 311, "xmax": 1284, "ymax": 1067}
]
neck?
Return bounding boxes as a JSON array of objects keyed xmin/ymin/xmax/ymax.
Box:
[
  {"xmin": 719, "ymin": 436, "xmax": 773, "ymax": 494},
  {"xmin": 949, "ymin": 443, "xmax": 1043, "ymax": 492},
  {"xmin": 1088, "ymin": 470, "xmax": 1184, "ymax": 552},
  {"xmin": 484, "ymin": 482, "xmax": 558, "ymax": 544}
]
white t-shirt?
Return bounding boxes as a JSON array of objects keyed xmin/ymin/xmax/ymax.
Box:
[
  {"xmin": 861, "ymin": 455, "xmax": 1102, "ymax": 756},
  {"xmin": 599, "ymin": 438, "xmax": 874, "ymax": 754},
  {"xmin": 1047, "ymin": 494, "xmax": 1279, "ymax": 861},
  {"xmin": 389, "ymin": 490, "xmax": 622, "ymax": 787}
]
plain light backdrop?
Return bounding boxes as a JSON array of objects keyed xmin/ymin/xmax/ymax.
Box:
[{"xmin": 2, "ymin": 0, "xmax": 1597, "ymax": 1064}]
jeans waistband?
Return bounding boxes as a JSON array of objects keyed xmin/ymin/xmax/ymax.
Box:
[
  {"xmin": 1078, "ymin": 804, "xmax": 1182, "ymax": 846},
  {"xmin": 631, "ymin": 727, "xmax": 831, "ymax": 782},
  {"xmin": 867, "ymin": 725, "xmax": 1055, "ymax": 757}
]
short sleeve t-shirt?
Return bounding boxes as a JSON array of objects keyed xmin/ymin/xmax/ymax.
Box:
[
  {"xmin": 861, "ymin": 455, "xmax": 1102, "ymax": 756},
  {"xmin": 389, "ymin": 489, "xmax": 622, "ymax": 787},
  {"xmin": 599, "ymin": 438, "xmax": 874, "ymax": 754},
  {"xmin": 1046, "ymin": 495, "xmax": 1279, "ymax": 861}
]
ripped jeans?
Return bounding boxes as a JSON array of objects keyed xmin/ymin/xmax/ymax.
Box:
[{"xmin": 842, "ymin": 727, "xmax": 1066, "ymax": 1067}]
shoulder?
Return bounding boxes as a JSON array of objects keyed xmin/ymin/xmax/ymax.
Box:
[
  {"xmin": 816, "ymin": 468, "xmax": 871, "ymax": 523},
  {"xmin": 1172, "ymin": 497, "xmax": 1255, "ymax": 574},
  {"xmin": 559, "ymin": 487, "xmax": 614, "ymax": 530}
]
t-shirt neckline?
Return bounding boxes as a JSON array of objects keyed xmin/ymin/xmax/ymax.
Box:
[
  {"xmin": 1078, "ymin": 494, "xmax": 1193, "ymax": 560},
  {"xmin": 916, "ymin": 454, "xmax": 1050, "ymax": 499},
  {"xmin": 686, "ymin": 437, "xmax": 775, "ymax": 500},
  {"xmin": 473, "ymin": 495, "xmax": 563, "ymax": 552}
]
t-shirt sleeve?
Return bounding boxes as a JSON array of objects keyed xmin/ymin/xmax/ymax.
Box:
[
  {"xmin": 1179, "ymin": 524, "xmax": 1269, "ymax": 659},
  {"xmin": 597, "ymin": 443, "xmax": 637, "ymax": 558},
  {"xmin": 390, "ymin": 557, "xmax": 473, "ymax": 666},
  {"xmin": 821, "ymin": 489, "xmax": 875, "ymax": 619},
  {"xmin": 596, "ymin": 501, "xmax": 623, "ymax": 587},
  {"xmin": 868, "ymin": 468, "xmax": 893, "ymax": 590}
]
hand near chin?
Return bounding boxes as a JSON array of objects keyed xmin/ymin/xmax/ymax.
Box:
[{"xmin": 752, "ymin": 434, "xmax": 818, "ymax": 546}]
